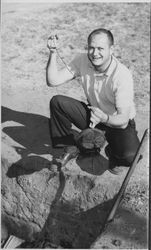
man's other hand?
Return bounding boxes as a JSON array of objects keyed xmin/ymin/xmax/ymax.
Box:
[{"xmin": 89, "ymin": 106, "xmax": 108, "ymax": 127}]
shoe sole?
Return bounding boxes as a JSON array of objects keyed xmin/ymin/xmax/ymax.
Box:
[{"xmin": 108, "ymin": 168, "xmax": 124, "ymax": 175}]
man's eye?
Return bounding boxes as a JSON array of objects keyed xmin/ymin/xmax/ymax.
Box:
[
  {"xmin": 98, "ymin": 47, "xmax": 103, "ymax": 51},
  {"xmin": 88, "ymin": 49, "xmax": 94, "ymax": 53}
]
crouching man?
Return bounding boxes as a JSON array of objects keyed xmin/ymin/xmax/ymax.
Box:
[{"xmin": 46, "ymin": 28, "xmax": 140, "ymax": 174}]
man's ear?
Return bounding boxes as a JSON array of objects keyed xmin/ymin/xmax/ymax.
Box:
[{"xmin": 110, "ymin": 45, "xmax": 114, "ymax": 55}]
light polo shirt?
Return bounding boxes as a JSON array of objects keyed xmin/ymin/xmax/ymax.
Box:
[{"xmin": 68, "ymin": 53, "xmax": 136, "ymax": 119}]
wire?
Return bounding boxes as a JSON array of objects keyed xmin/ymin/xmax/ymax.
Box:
[
  {"xmin": 51, "ymin": 35, "xmax": 75, "ymax": 77},
  {"xmin": 55, "ymin": 48, "xmax": 75, "ymax": 77}
]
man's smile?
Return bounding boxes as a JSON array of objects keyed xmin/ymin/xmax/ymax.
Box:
[
  {"xmin": 90, "ymin": 56, "xmax": 103, "ymax": 64},
  {"xmin": 92, "ymin": 57, "xmax": 103, "ymax": 60}
]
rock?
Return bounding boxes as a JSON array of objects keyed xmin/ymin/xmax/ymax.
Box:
[{"xmin": 0, "ymin": 141, "xmax": 136, "ymax": 248}]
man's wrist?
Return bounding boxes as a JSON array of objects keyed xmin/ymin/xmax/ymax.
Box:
[
  {"xmin": 49, "ymin": 50, "xmax": 57, "ymax": 59},
  {"xmin": 49, "ymin": 50, "xmax": 57, "ymax": 54},
  {"xmin": 48, "ymin": 47, "xmax": 57, "ymax": 54}
]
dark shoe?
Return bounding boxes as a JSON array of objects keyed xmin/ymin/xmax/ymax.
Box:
[
  {"xmin": 53, "ymin": 131, "xmax": 79, "ymax": 148},
  {"xmin": 108, "ymin": 164, "xmax": 124, "ymax": 175},
  {"xmin": 105, "ymin": 145, "xmax": 124, "ymax": 175}
]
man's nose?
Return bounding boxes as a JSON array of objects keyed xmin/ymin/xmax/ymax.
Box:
[{"xmin": 93, "ymin": 48, "xmax": 99, "ymax": 56}]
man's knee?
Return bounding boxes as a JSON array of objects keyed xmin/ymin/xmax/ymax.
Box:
[
  {"xmin": 123, "ymin": 154, "xmax": 135, "ymax": 166},
  {"xmin": 50, "ymin": 95, "xmax": 63, "ymax": 109},
  {"xmin": 119, "ymin": 151, "xmax": 137, "ymax": 166}
]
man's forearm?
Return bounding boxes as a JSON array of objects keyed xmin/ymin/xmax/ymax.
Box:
[
  {"xmin": 106, "ymin": 113, "xmax": 129, "ymax": 128},
  {"xmin": 89, "ymin": 106, "xmax": 129, "ymax": 129},
  {"xmin": 46, "ymin": 52, "xmax": 59, "ymax": 86}
]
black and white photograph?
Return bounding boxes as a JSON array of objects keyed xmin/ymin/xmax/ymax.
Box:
[{"xmin": 1, "ymin": 0, "xmax": 150, "ymax": 249}]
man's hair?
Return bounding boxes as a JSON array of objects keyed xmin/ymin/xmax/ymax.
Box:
[{"xmin": 88, "ymin": 28, "xmax": 114, "ymax": 47}]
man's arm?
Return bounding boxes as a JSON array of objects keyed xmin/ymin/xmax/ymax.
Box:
[
  {"xmin": 46, "ymin": 51, "xmax": 75, "ymax": 86},
  {"xmin": 46, "ymin": 36, "xmax": 75, "ymax": 86},
  {"xmin": 107, "ymin": 107, "xmax": 130, "ymax": 128},
  {"xmin": 89, "ymin": 106, "xmax": 130, "ymax": 129}
]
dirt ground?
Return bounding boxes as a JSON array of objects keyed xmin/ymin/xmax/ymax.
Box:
[{"xmin": 1, "ymin": 1, "xmax": 150, "ymax": 249}]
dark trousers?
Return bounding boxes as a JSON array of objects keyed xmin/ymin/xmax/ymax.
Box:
[{"xmin": 50, "ymin": 95, "xmax": 140, "ymax": 166}]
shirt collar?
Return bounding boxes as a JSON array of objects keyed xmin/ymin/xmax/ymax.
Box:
[{"xmin": 87, "ymin": 55, "xmax": 117, "ymax": 77}]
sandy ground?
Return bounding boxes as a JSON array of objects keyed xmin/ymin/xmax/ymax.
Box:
[{"xmin": 1, "ymin": 1, "xmax": 150, "ymax": 249}]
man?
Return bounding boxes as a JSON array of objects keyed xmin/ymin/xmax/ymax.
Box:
[{"xmin": 46, "ymin": 28, "xmax": 140, "ymax": 174}]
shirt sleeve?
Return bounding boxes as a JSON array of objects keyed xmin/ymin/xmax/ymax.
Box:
[
  {"xmin": 68, "ymin": 54, "xmax": 81, "ymax": 77},
  {"xmin": 114, "ymin": 68, "xmax": 134, "ymax": 109}
]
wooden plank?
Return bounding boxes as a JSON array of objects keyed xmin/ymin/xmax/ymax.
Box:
[{"xmin": 90, "ymin": 128, "xmax": 149, "ymax": 249}]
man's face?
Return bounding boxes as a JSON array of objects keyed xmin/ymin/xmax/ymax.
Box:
[{"xmin": 88, "ymin": 34, "xmax": 113, "ymax": 69}]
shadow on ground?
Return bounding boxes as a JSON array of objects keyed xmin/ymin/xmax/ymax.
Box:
[
  {"xmin": 2, "ymin": 106, "xmax": 52, "ymax": 155},
  {"xmin": 2, "ymin": 106, "xmax": 67, "ymax": 175}
]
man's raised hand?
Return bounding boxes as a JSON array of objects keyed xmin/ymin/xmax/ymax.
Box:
[{"xmin": 47, "ymin": 35, "xmax": 58, "ymax": 53}]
